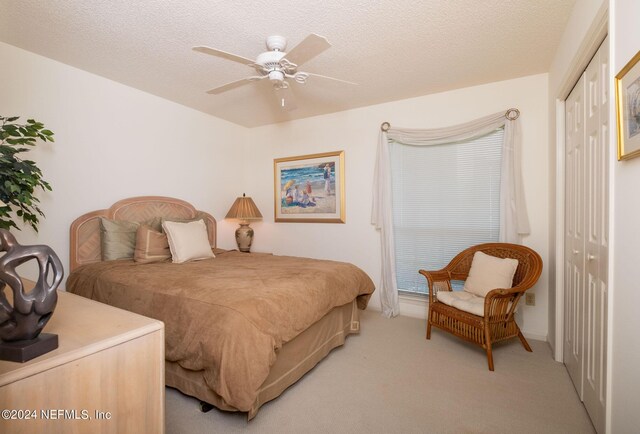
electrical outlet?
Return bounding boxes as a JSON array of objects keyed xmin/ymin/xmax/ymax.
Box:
[{"xmin": 525, "ymin": 293, "xmax": 535, "ymax": 306}]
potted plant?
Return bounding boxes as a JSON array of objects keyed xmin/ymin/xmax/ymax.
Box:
[
  {"xmin": 0, "ymin": 115, "xmax": 61, "ymax": 362},
  {"xmin": 0, "ymin": 115, "xmax": 54, "ymax": 232}
]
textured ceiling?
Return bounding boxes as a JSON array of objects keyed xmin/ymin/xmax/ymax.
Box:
[{"xmin": 0, "ymin": 0, "xmax": 575, "ymax": 128}]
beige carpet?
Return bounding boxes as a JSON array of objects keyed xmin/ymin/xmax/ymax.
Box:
[{"xmin": 166, "ymin": 310, "xmax": 594, "ymax": 433}]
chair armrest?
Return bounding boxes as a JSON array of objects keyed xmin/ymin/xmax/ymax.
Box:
[
  {"xmin": 419, "ymin": 269, "xmax": 451, "ymax": 303},
  {"xmin": 484, "ymin": 285, "xmax": 528, "ymax": 321},
  {"xmin": 486, "ymin": 285, "xmax": 528, "ymax": 297}
]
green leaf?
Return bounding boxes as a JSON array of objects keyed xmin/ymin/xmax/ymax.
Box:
[{"xmin": 0, "ymin": 115, "xmax": 55, "ymax": 231}]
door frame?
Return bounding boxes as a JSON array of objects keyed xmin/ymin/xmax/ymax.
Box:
[{"xmin": 553, "ymin": 7, "xmax": 608, "ymax": 363}]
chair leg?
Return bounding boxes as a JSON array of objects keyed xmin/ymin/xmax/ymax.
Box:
[
  {"xmin": 426, "ymin": 320, "xmax": 432, "ymax": 340},
  {"xmin": 517, "ymin": 329, "xmax": 533, "ymax": 352},
  {"xmin": 484, "ymin": 327, "xmax": 494, "ymax": 371}
]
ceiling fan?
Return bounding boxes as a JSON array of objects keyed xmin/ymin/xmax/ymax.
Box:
[{"xmin": 193, "ymin": 34, "xmax": 357, "ymax": 111}]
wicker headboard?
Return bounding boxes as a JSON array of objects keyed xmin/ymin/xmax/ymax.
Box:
[{"xmin": 69, "ymin": 196, "xmax": 217, "ymax": 271}]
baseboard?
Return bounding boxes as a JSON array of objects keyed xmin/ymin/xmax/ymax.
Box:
[
  {"xmin": 398, "ymin": 293, "xmax": 428, "ymax": 318},
  {"xmin": 522, "ymin": 331, "xmax": 548, "ymax": 342}
]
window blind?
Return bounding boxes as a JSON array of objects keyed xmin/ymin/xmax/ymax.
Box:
[{"xmin": 389, "ymin": 128, "xmax": 504, "ymax": 294}]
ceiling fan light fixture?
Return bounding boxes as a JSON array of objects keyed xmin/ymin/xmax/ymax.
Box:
[{"xmin": 269, "ymin": 70, "xmax": 284, "ymax": 83}]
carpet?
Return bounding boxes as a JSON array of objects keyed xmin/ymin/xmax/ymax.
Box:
[{"xmin": 166, "ymin": 309, "xmax": 594, "ymax": 433}]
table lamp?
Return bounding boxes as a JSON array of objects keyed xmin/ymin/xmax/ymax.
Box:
[{"xmin": 225, "ymin": 193, "xmax": 263, "ymax": 252}]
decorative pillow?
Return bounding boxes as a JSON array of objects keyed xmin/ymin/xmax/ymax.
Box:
[
  {"xmin": 161, "ymin": 216, "xmax": 201, "ymax": 225},
  {"xmin": 145, "ymin": 216, "xmax": 163, "ymax": 232},
  {"xmin": 100, "ymin": 218, "xmax": 139, "ymax": 261},
  {"xmin": 162, "ymin": 216, "xmax": 211, "ymax": 242},
  {"xmin": 463, "ymin": 251, "xmax": 519, "ymax": 297},
  {"xmin": 162, "ymin": 219, "xmax": 215, "ymax": 264},
  {"xmin": 134, "ymin": 224, "xmax": 171, "ymax": 263}
]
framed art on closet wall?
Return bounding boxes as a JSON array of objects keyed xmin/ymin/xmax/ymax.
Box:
[
  {"xmin": 273, "ymin": 150, "xmax": 345, "ymax": 223},
  {"xmin": 615, "ymin": 49, "xmax": 640, "ymax": 160}
]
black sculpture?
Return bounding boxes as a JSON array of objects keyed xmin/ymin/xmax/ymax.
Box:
[{"xmin": 0, "ymin": 229, "xmax": 63, "ymax": 362}]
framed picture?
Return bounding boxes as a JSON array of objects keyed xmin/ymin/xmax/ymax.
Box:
[
  {"xmin": 274, "ymin": 151, "xmax": 345, "ymax": 223},
  {"xmin": 615, "ymin": 49, "xmax": 640, "ymax": 160}
]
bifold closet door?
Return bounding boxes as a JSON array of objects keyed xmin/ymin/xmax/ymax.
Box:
[
  {"xmin": 564, "ymin": 73, "xmax": 585, "ymax": 399},
  {"xmin": 563, "ymin": 37, "xmax": 608, "ymax": 434},
  {"xmin": 582, "ymin": 36, "xmax": 608, "ymax": 434}
]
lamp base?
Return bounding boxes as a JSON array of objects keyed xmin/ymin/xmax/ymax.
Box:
[{"xmin": 235, "ymin": 223, "xmax": 254, "ymax": 253}]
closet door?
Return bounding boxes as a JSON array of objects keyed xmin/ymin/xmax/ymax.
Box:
[
  {"xmin": 582, "ymin": 37, "xmax": 608, "ymax": 434},
  {"xmin": 563, "ymin": 37, "xmax": 608, "ymax": 434},
  {"xmin": 564, "ymin": 74, "xmax": 585, "ymax": 398}
]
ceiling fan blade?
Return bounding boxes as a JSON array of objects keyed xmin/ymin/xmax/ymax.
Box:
[
  {"xmin": 206, "ymin": 76, "xmax": 265, "ymax": 94},
  {"xmin": 304, "ymin": 72, "xmax": 358, "ymax": 86},
  {"xmin": 193, "ymin": 46, "xmax": 255, "ymax": 66},
  {"xmin": 274, "ymin": 86, "xmax": 297, "ymax": 111},
  {"xmin": 284, "ymin": 34, "xmax": 331, "ymax": 67}
]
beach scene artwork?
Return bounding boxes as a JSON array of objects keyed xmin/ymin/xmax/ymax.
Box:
[
  {"xmin": 274, "ymin": 151, "xmax": 345, "ymax": 223},
  {"xmin": 280, "ymin": 162, "xmax": 336, "ymax": 214},
  {"xmin": 626, "ymin": 76, "xmax": 640, "ymax": 139},
  {"xmin": 616, "ymin": 51, "xmax": 640, "ymax": 160}
]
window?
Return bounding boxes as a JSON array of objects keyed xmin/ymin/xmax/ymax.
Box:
[{"xmin": 389, "ymin": 128, "xmax": 504, "ymax": 294}]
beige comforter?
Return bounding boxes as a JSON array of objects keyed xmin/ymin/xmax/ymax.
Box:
[{"xmin": 66, "ymin": 251, "xmax": 374, "ymax": 411}]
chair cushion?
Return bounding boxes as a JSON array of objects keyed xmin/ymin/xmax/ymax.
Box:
[
  {"xmin": 463, "ymin": 251, "xmax": 518, "ymax": 297},
  {"xmin": 437, "ymin": 290, "xmax": 485, "ymax": 317}
]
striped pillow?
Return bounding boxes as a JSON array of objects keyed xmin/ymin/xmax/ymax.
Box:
[{"xmin": 134, "ymin": 224, "xmax": 171, "ymax": 263}]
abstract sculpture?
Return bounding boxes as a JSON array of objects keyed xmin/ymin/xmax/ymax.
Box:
[{"xmin": 0, "ymin": 229, "xmax": 63, "ymax": 362}]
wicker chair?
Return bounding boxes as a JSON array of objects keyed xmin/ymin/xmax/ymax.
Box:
[{"xmin": 419, "ymin": 243, "xmax": 543, "ymax": 371}]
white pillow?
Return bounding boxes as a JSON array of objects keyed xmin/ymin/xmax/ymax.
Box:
[
  {"xmin": 162, "ymin": 219, "xmax": 215, "ymax": 264},
  {"xmin": 463, "ymin": 251, "xmax": 518, "ymax": 297}
]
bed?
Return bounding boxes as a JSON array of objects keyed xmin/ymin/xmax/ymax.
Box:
[{"xmin": 66, "ymin": 196, "xmax": 374, "ymax": 419}]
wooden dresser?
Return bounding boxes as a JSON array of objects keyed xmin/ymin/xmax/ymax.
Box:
[{"xmin": 0, "ymin": 282, "xmax": 165, "ymax": 434}]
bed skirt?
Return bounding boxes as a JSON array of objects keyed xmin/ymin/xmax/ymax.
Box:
[{"xmin": 165, "ymin": 299, "xmax": 361, "ymax": 420}]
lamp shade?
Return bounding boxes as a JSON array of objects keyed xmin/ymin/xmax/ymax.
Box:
[{"xmin": 225, "ymin": 193, "xmax": 263, "ymax": 220}]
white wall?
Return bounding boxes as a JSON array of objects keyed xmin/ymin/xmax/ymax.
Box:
[
  {"xmin": 546, "ymin": 0, "xmax": 607, "ymax": 356},
  {"xmin": 243, "ymin": 74, "xmax": 550, "ymax": 338},
  {"xmin": 610, "ymin": 0, "xmax": 640, "ymax": 431},
  {"xmin": 0, "ymin": 42, "xmax": 247, "ymax": 282}
]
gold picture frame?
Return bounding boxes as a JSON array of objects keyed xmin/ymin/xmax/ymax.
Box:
[
  {"xmin": 274, "ymin": 151, "xmax": 345, "ymax": 223},
  {"xmin": 615, "ymin": 49, "xmax": 640, "ymax": 160}
]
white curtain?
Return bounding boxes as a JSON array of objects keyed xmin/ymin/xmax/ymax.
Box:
[{"xmin": 371, "ymin": 110, "xmax": 530, "ymax": 317}]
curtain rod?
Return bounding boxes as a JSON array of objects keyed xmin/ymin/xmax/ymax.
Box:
[{"xmin": 380, "ymin": 108, "xmax": 521, "ymax": 132}]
